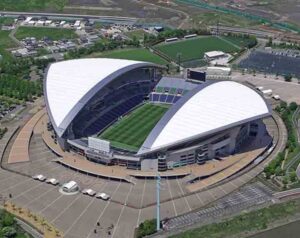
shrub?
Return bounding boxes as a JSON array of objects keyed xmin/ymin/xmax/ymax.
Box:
[{"xmin": 136, "ymin": 219, "xmax": 157, "ymax": 238}]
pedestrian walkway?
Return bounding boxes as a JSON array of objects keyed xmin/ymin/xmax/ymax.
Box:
[{"xmin": 8, "ymin": 109, "xmax": 45, "ymax": 164}]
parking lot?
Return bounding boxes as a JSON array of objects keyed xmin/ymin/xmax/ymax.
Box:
[
  {"xmin": 163, "ymin": 182, "xmax": 274, "ymax": 231},
  {"xmin": 232, "ymin": 72, "xmax": 300, "ymax": 104},
  {"xmin": 0, "ymin": 112, "xmax": 284, "ymax": 238},
  {"xmin": 0, "ymin": 133, "xmax": 237, "ymax": 238}
]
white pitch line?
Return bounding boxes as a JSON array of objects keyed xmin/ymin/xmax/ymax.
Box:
[
  {"xmin": 86, "ymin": 182, "xmax": 122, "ymax": 238},
  {"xmin": 111, "ymin": 184, "xmax": 134, "ymax": 238},
  {"xmin": 166, "ymin": 179, "xmax": 177, "ymax": 216},
  {"xmin": 136, "ymin": 179, "xmax": 147, "ymax": 227}
]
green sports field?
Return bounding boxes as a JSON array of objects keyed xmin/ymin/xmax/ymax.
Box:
[
  {"xmin": 99, "ymin": 103, "xmax": 169, "ymax": 152},
  {"xmin": 15, "ymin": 26, "xmax": 78, "ymax": 40},
  {"xmin": 97, "ymin": 48, "xmax": 168, "ymax": 65},
  {"xmin": 154, "ymin": 36, "xmax": 240, "ymax": 62}
]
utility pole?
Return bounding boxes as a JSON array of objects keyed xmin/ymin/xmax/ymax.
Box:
[{"xmin": 156, "ymin": 173, "xmax": 161, "ymax": 231}]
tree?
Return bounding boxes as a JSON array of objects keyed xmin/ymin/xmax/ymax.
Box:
[
  {"xmin": 290, "ymin": 172, "xmax": 297, "ymax": 183},
  {"xmin": 1, "ymin": 226, "xmax": 17, "ymax": 238},
  {"xmin": 2, "ymin": 212, "xmax": 15, "ymax": 227},
  {"xmin": 266, "ymin": 37, "xmax": 273, "ymax": 47},
  {"xmin": 289, "ymin": 102, "xmax": 298, "ymax": 111},
  {"xmin": 282, "ymin": 176, "xmax": 289, "ymax": 185},
  {"xmin": 280, "ymin": 101, "xmax": 288, "ymax": 110},
  {"xmin": 136, "ymin": 219, "xmax": 157, "ymax": 238},
  {"xmin": 284, "ymin": 74, "xmax": 292, "ymax": 82}
]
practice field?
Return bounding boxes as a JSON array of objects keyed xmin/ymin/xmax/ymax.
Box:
[
  {"xmin": 154, "ymin": 36, "xmax": 240, "ymax": 62},
  {"xmin": 15, "ymin": 26, "xmax": 78, "ymax": 40},
  {"xmin": 0, "ymin": 0, "xmax": 65, "ymax": 11},
  {"xmin": 99, "ymin": 103, "xmax": 169, "ymax": 151},
  {"xmin": 0, "ymin": 18, "xmax": 16, "ymax": 59},
  {"xmin": 98, "ymin": 48, "xmax": 168, "ymax": 65}
]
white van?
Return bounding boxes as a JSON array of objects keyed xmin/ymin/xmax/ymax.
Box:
[{"xmin": 62, "ymin": 181, "xmax": 79, "ymax": 193}]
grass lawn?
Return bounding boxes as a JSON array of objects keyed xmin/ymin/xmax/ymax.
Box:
[
  {"xmin": 192, "ymin": 12, "xmax": 260, "ymax": 28},
  {"xmin": 221, "ymin": 36, "xmax": 256, "ymax": 48},
  {"xmin": 125, "ymin": 29, "xmax": 148, "ymax": 40},
  {"xmin": 170, "ymin": 200, "xmax": 299, "ymax": 238},
  {"xmin": 0, "ymin": 0, "xmax": 66, "ymax": 11},
  {"xmin": 0, "ymin": 30, "xmax": 16, "ymax": 60},
  {"xmin": 154, "ymin": 36, "xmax": 240, "ymax": 62},
  {"xmin": 96, "ymin": 48, "xmax": 169, "ymax": 65},
  {"xmin": 0, "ymin": 18, "xmax": 16, "ymax": 60},
  {"xmin": 15, "ymin": 26, "xmax": 78, "ymax": 40},
  {"xmin": 99, "ymin": 103, "xmax": 169, "ymax": 151}
]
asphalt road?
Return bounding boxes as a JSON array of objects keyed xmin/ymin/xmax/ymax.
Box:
[{"xmin": 0, "ymin": 11, "xmax": 138, "ymax": 25}]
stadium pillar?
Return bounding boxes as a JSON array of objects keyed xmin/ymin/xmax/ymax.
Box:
[{"xmin": 156, "ymin": 174, "xmax": 161, "ymax": 231}]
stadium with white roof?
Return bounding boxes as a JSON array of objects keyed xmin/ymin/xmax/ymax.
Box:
[{"xmin": 45, "ymin": 58, "xmax": 272, "ymax": 171}]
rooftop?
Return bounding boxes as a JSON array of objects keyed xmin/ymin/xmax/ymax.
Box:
[{"xmin": 138, "ymin": 81, "xmax": 271, "ymax": 154}]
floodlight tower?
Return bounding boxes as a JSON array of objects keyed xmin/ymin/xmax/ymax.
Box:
[{"xmin": 156, "ymin": 173, "xmax": 161, "ymax": 231}]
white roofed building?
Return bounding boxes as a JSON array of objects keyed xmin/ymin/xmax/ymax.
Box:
[
  {"xmin": 44, "ymin": 59, "xmax": 271, "ymax": 171},
  {"xmin": 45, "ymin": 58, "xmax": 163, "ymax": 147},
  {"xmin": 204, "ymin": 51, "xmax": 226, "ymax": 61}
]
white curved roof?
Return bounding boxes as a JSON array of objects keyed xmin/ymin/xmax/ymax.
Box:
[
  {"xmin": 45, "ymin": 58, "xmax": 155, "ymax": 136},
  {"xmin": 138, "ymin": 81, "xmax": 271, "ymax": 154}
]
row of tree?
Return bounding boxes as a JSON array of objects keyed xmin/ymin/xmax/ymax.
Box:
[
  {"xmin": 264, "ymin": 101, "xmax": 299, "ymax": 179},
  {"xmin": 0, "ymin": 127, "xmax": 7, "ymax": 139},
  {"xmin": 0, "ymin": 57, "xmax": 54, "ymax": 102},
  {"xmin": 0, "ymin": 209, "xmax": 28, "ymax": 237},
  {"xmin": 64, "ymin": 38, "xmax": 140, "ymax": 60}
]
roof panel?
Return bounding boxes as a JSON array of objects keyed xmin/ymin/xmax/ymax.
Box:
[
  {"xmin": 45, "ymin": 58, "xmax": 145, "ymax": 131},
  {"xmin": 138, "ymin": 81, "xmax": 271, "ymax": 154}
]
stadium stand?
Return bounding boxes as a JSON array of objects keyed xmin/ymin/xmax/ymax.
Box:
[{"xmin": 149, "ymin": 77, "xmax": 197, "ymax": 104}]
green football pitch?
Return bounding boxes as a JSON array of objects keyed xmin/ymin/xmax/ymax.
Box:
[
  {"xmin": 99, "ymin": 48, "xmax": 168, "ymax": 65},
  {"xmin": 99, "ymin": 103, "xmax": 169, "ymax": 152},
  {"xmin": 154, "ymin": 36, "xmax": 240, "ymax": 62}
]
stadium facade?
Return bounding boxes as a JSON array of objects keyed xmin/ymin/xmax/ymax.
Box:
[{"xmin": 45, "ymin": 58, "xmax": 272, "ymax": 171}]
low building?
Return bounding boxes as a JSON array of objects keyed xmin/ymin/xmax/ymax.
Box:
[{"xmin": 204, "ymin": 51, "xmax": 226, "ymax": 61}]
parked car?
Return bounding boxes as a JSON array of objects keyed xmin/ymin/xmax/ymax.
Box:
[
  {"xmin": 96, "ymin": 192, "xmax": 110, "ymax": 201},
  {"xmin": 46, "ymin": 178, "xmax": 59, "ymax": 185},
  {"xmin": 82, "ymin": 188, "xmax": 96, "ymax": 197},
  {"xmin": 32, "ymin": 174, "xmax": 46, "ymax": 182}
]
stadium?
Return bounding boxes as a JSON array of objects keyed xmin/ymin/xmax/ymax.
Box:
[{"xmin": 44, "ymin": 58, "xmax": 272, "ymax": 172}]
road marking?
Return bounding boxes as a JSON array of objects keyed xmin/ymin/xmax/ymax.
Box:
[
  {"xmin": 218, "ymin": 185, "xmax": 228, "ymax": 195},
  {"xmin": 111, "ymin": 183, "xmax": 134, "ymax": 238},
  {"xmin": 10, "ymin": 181, "xmax": 47, "ymax": 201},
  {"xmin": 86, "ymin": 182, "xmax": 122, "ymax": 238},
  {"xmin": 38, "ymin": 194, "xmax": 63, "ymax": 214},
  {"xmin": 0, "ymin": 173, "xmax": 22, "ymax": 185},
  {"xmin": 194, "ymin": 192, "xmax": 204, "ymax": 206},
  {"xmin": 63, "ymin": 180, "xmax": 110, "ymax": 236},
  {"xmin": 176, "ymin": 178, "xmax": 191, "ymax": 211},
  {"xmin": 166, "ymin": 179, "xmax": 177, "ymax": 216},
  {"xmin": 24, "ymin": 186, "xmax": 57, "ymax": 207},
  {"xmin": 0, "ymin": 177, "xmax": 32, "ymax": 194},
  {"xmin": 136, "ymin": 179, "xmax": 147, "ymax": 227},
  {"xmin": 50, "ymin": 194, "xmax": 82, "ymax": 224}
]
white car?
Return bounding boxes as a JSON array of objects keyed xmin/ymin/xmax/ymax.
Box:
[
  {"xmin": 96, "ymin": 192, "xmax": 110, "ymax": 201},
  {"xmin": 82, "ymin": 188, "xmax": 96, "ymax": 197},
  {"xmin": 32, "ymin": 174, "xmax": 46, "ymax": 182},
  {"xmin": 46, "ymin": 178, "xmax": 59, "ymax": 186}
]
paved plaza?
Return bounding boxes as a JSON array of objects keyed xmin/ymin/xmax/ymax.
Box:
[{"xmin": 0, "ymin": 97, "xmax": 287, "ymax": 238}]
